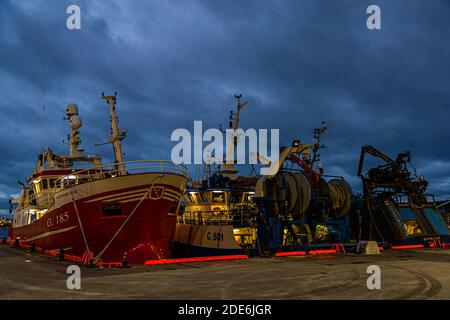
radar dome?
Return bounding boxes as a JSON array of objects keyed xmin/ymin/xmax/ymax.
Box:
[
  {"xmin": 70, "ymin": 115, "xmax": 82, "ymax": 129},
  {"xmin": 66, "ymin": 103, "xmax": 79, "ymax": 116}
]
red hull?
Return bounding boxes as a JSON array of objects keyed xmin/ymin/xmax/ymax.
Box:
[{"xmin": 11, "ymin": 181, "xmax": 184, "ymax": 264}]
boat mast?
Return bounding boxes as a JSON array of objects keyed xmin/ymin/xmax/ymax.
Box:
[
  {"xmin": 222, "ymin": 94, "xmax": 249, "ymax": 176},
  {"xmin": 102, "ymin": 93, "xmax": 127, "ymax": 175}
]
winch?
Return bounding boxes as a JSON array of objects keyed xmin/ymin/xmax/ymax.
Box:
[{"xmin": 253, "ymin": 124, "xmax": 353, "ymax": 253}]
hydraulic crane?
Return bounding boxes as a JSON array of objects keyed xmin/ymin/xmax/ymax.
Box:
[{"xmin": 356, "ymin": 145, "xmax": 450, "ymax": 245}]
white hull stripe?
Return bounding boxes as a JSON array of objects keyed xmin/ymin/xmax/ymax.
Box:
[
  {"xmin": 119, "ymin": 197, "xmax": 145, "ymax": 203},
  {"xmin": 84, "ymin": 188, "xmax": 149, "ymax": 203},
  {"xmin": 162, "ymin": 195, "xmax": 179, "ymax": 202},
  {"xmin": 103, "ymin": 192, "xmax": 148, "ymax": 203},
  {"xmin": 85, "ymin": 187, "xmax": 181, "ymax": 203},
  {"xmin": 163, "ymin": 194, "xmax": 180, "ymax": 201},
  {"xmin": 118, "ymin": 194, "xmax": 180, "ymax": 204},
  {"xmin": 26, "ymin": 226, "xmax": 78, "ymax": 242}
]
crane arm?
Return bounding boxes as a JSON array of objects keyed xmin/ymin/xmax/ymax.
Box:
[{"xmin": 357, "ymin": 145, "xmax": 395, "ymax": 177}]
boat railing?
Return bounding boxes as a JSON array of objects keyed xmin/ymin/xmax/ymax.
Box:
[
  {"xmin": 390, "ymin": 193, "xmax": 436, "ymax": 206},
  {"xmin": 30, "ymin": 192, "xmax": 54, "ymax": 206},
  {"xmin": 53, "ymin": 160, "xmax": 189, "ymax": 188},
  {"xmin": 178, "ymin": 207, "xmax": 256, "ymax": 226}
]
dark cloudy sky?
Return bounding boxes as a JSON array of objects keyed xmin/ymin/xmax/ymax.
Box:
[{"xmin": 1, "ymin": 0, "xmax": 450, "ymax": 214}]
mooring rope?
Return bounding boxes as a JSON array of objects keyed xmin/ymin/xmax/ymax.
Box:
[{"xmin": 70, "ymin": 187, "xmax": 91, "ymax": 259}]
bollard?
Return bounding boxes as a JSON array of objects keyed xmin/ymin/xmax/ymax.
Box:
[
  {"xmin": 14, "ymin": 239, "xmax": 19, "ymax": 248},
  {"xmin": 30, "ymin": 242, "xmax": 36, "ymax": 253},
  {"xmin": 121, "ymin": 260, "xmax": 129, "ymax": 268},
  {"xmin": 57, "ymin": 248, "xmax": 65, "ymax": 261},
  {"xmin": 2, "ymin": 238, "xmax": 6, "ymax": 245}
]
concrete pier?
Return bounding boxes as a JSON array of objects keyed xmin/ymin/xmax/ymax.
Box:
[{"xmin": 1, "ymin": 245, "xmax": 449, "ymax": 299}]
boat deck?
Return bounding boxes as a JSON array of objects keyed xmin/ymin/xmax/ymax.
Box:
[{"xmin": 1, "ymin": 244, "xmax": 450, "ymax": 299}]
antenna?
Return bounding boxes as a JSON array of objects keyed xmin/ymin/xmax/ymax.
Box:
[
  {"xmin": 40, "ymin": 63, "xmax": 49, "ymax": 155},
  {"xmin": 311, "ymin": 121, "xmax": 330, "ymax": 166}
]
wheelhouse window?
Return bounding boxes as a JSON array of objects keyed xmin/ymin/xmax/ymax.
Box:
[
  {"xmin": 231, "ymin": 192, "xmax": 244, "ymax": 203},
  {"xmin": 102, "ymin": 204, "xmax": 122, "ymax": 216},
  {"xmin": 48, "ymin": 179, "xmax": 58, "ymax": 189},
  {"xmin": 21, "ymin": 212, "xmax": 27, "ymax": 225},
  {"xmin": 188, "ymin": 192, "xmax": 198, "ymax": 204},
  {"xmin": 244, "ymin": 192, "xmax": 254, "ymax": 203},
  {"xmin": 32, "ymin": 180, "xmax": 41, "ymax": 193},
  {"xmin": 28, "ymin": 211, "xmax": 37, "ymax": 224},
  {"xmin": 199, "ymin": 192, "xmax": 208, "ymax": 203},
  {"xmin": 183, "ymin": 195, "xmax": 191, "ymax": 205},
  {"xmin": 212, "ymin": 191, "xmax": 226, "ymax": 203}
]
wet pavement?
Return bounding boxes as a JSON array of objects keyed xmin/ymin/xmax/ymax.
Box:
[{"xmin": 1, "ymin": 244, "xmax": 450, "ymax": 300}]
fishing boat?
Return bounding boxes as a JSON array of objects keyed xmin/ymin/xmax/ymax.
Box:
[
  {"xmin": 173, "ymin": 95, "xmax": 259, "ymax": 257},
  {"xmin": 173, "ymin": 95, "xmax": 354, "ymax": 257},
  {"xmin": 10, "ymin": 94, "xmax": 188, "ymax": 264},
  {"xmin": 173, "ymin": 173, "xmax": 259, "ymax": 257}
]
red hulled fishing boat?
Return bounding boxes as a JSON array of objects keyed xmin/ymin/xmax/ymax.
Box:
[{"xmin": 10, "ymin": 94, "xmax": 188, "ymax": 264}]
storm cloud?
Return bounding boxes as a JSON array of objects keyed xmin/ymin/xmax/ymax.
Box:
[{"xmin": 1, "ymin": 0, "xmax": 450, "ymax": 214}]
